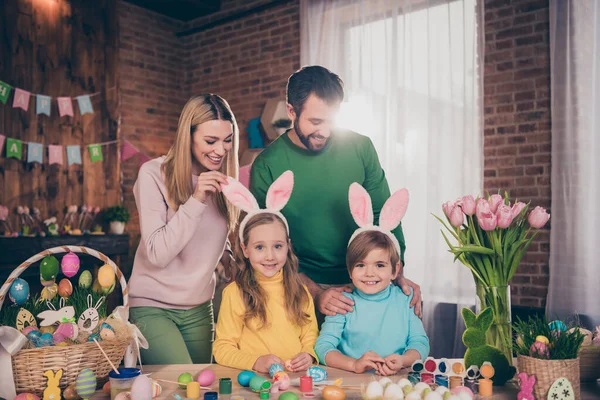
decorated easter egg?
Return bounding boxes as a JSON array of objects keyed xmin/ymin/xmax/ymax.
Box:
[
  {"xmin": 41, "ymin": 284, "xmax": 58, "ymax": 301},
  {"xmin": 530, "ymin": 341, "xmax": 550, "ymax": 359},
  {"xmin": 115, "ymin": 392, "xmax": 131, "ymax": 400},
  {"xmin": 14, "ymin": 393, "xmax": 41, "ymax": 400},
  {"xmin": 16, "ymin": 308, "xmax": 37, "ymax": 331},
  {"xmin": 27, "ymin": 329, "xmax": 42, "ymax": 344},
  {"xmin": 269, "ymin": 363, "xmax": 285, "ymax": 378},
  {"xmin": 548, "ymin": 320, "xmax": 567, "ymax": 332},
  {"xmin": 249, "ymin": 375, "xmax": 270, "ymax": 392},
  {"xmin": 237, "ymin": 370, "xmax": 256, "ymax": 387},
  {"xmin": 40, "ymin": 256, "xmax": 59, "ymax": 281},
  {"xmin": 64, "ymin": 384, "xmax": 81, "ymax": 399},
  {"xmin": 547, "ymin": 377, "xmax": 575, "ymax": 400},
  {"xmin": 322, "ymin": 385, "xmax": 347, "ymax": 400},
  {"xmin": 383, "ymin": 383, "xmax": 403, "ymax": 399},
  {"xmin": 98, "ymin": 264, "xmax": 115, "ymax": 288},
  {"xmin": 364, "ymin": 381, "xmax": 384, "ymax": 399},
  {"xmin": 37, "ymin": 332, "xmax": 54, "ymax": 347},
  {"xmin": 9, "ymin": 278, "xmax": 30, "ymax": 305},
  {"xmin": 197, "ymin": 369, "xmax": 216, "ymax": 386},
  {"xmin": 53, "ymin": 332, "xmax": 66, "ymax": 344},
  {"xmin": 151, "ymin": 380, "xmax": 162, "ymax": 397},
  {"xmin": 22, "ymin": 325, "xmax": 38, "ymax": 336},
  {"xmin": 307, "ymin": 365, "xmax": 327, "ymax": 382},
  {"xmin": 278, "ymin": 392, "xmax": 299, "ymax": 400},
  {"xmin": 87, "ymin": 332, "xmax": 102, "ymax": 342},
  {"xmin": 56, "ymin": 322, "xmax": 79, "ymax": 340},
  {"xmin": 101, "ymin": 328, "xmax": 116, "ymax": 340},
  {"xmin": 61, "ymin": 252, "xmax": 80, "ymax": 277},
  {"xmin": 273, "ymin": 372, "xmax": 290, "ymax": 391},
  {"xmin": 535, "ymin": 335, "xmax": 549, "ymax": 345},
  {"xmin": 76, "ymin": 368, "xmax": 97, "ymax": 399},
  {"xmin": 284, "ymin": 359, "xmax": 293, "ymax": 371},
  {"xmin": 79, "ymin": 270, "xmax": 92, "ymax": 288},
  {"xmin": 178, "ymin": 372, "xmax": 193, "ymax": 389},
  {"xmin": 58, "ymin": 279, "xmax": 73, "ymax": 298},
  {"xmin": 131, "ymin": 375, "xmax": 153, "ymax": 400}
]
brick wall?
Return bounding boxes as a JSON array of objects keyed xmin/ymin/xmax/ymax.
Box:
[{"xmin": 483, "ymin": 0, "xmax": 551, "ymax": 308}]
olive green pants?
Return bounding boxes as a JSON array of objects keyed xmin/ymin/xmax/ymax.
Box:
[{"xmin": 129, "ymin": 301, "xmax": 214, "ymax": 365}]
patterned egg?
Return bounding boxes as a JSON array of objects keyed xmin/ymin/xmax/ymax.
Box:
[
  {"xmin": 98, "ymin": 264, "xmax": 115, "ymax": 288},
  {"xmin": 53, "ymin": 332, "xmax": 66, "ymax": 344},
  {"xmin": 16, "ymin": 308, "xmax": 37, "ymax": 332},
  {"xmin": 78, "ymin": 270, "xmax": 92, "ymax": 288},
  {"xmin": 307, "ymin": 366, "xmax": 327, "ymax": 382},
  {"xmin": 548, "ymin": 320, "xmax": 567, "ymax": 332},
  {"xmin": 63, "ymin": 384, "xmax": 79, "ymax": 400},
  {"xmin": 151, "ymin": 380, "xmax": 162, "ymax": 397},
  {"xmin": 36, "ymin": 332, "xmax": 54, "ymax": 347},
  {"xmin": 284, "ymin": 359, "xmax": 293, "ymax": 371},
  {"xmin": 322, "ymin": 385, "xmax": 346, "ymax": 400},
  {"xmin": 197, "ymin": 369, "xmax": 216, "ymax": 386},
  {"xmin": 58, "ymin": 279, "xmax": 73, "ymax": 298},
  {"xmin": 273, "ymin": 372, "xmax": 290, "ymax": 391},
  {"xmin": 61, "ymin": 252, "xmax": 80, "ymax": 277},
  {"xmin": 40, "ymin": 255, "xmax": 60, "ymax": 281},
  {"xmin": 131, "ymin": 375, "xmax": 153, "ymax": 400},
  {"xmin": 56, "ymin": 322, "xmax": 79, "ymax": 340},
  {"xmin": 76, "ymin": 368, "xmax": 97, "ymax": 399},
  {"xmin": 548, "ymin": 377, "xmax": 574, "ymax": 400},
  {"xmin": 237, "ymin": 370, "xmax": 256, "ymax": 387},
  {"xmin": 41, "ymin": 284, "xmax": 58, "ymax": 301},
  {"xmin": 9, "ymin": 278, "xmax": 30, "ymax": 305},
  {"xmin": 15, "ymin": 393, "xmax": 41, "ymax": 400},
  {"xmin": 269, "ymin": 363, "xmax": 285, "ymax": 378},
  {"xmin": 27, "ymin": 329, "xmax": 42, "ymax": 344},
  {"xmin": 87, "ymin": 332, "xmax": 102, "ymax": 342},
  {"xmin": 100, "ymin": 328, "xmax": 115, "ymax": 340},
  {"xmin": 530, "ymin": 341, "xmax": 550, "ymax": 359}
]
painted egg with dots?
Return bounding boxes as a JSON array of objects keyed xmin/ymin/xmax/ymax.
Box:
[
  {"xmin": 306, "ymin": 366, "xmax": 327, "ymax": 382},
  {"xmin": 9, "ymin": 278, "xmax": 30, "ymax": 305},
  {"xmin": 61, "ymin": 252, "xmax": 80, "ymax": 277},
  {"xmin": 76, "ymin": 368, "xmax": 97, "ymax": 399},
  {"xmin": 36, "ymin": 332, "xmax": 54, "ymax": 347}
]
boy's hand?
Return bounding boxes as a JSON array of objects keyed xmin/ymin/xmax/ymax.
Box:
[
  {"xmin": 253, "ymin": 354, "xmax": 284, "ymax": 373},
  {"xmin": 352, "ymin": 351, "xmax": 385, "ymax": 374},
  {"xmin": 378, "ymin": 354, "xmax": 404, "ymax": 376},
  {"xmin": 289, "ymin": 352, "xmax": 314, "ymax": 372}
]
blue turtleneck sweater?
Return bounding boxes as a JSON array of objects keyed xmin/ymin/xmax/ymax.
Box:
[{"xmin": 314, "ymin": 285, "xmax": 430, "ymax": 364}]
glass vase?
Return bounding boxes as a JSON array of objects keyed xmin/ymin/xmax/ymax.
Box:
[{"xmin": 475, "ymin": 284, "xmax": 513, "ymax": 366}]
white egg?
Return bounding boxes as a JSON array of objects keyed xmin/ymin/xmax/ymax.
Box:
[
  {"xmin": 397, "ymin": 379, "xmax": 412, "ymax": 389},
  {"xmin": 379, "ymin": 377, "xmax": 393, "ymax": 388},
  {"xmin": 365, "ymin": 381, "xmax": 384, "ymax": 399},
  {"xmin": 424, "ymin": 392, "xmax": 443, "ymax": 400},
  {"xmin": 446, "ymin": 396, "xmax": 461, "ymax": 400},
  {"xmin": 457, "ymin": 393, "xmax": 472, "ymax": 400},
  {"xmin": 130, "ymin": 375, "xmax": 153, "ymax": 400},
  {"xmin": 434, "ymin": 387, "xmax": 450, "ymax": 395},
  {"xmin": 413, "ymin": 382, "xmax": 430, "ymax": 394},
  {"xmin": 383, "ymin": 383, "xmax": 404, "ymax": 400},
  {"xmin": 404, "ymin": 391, "xmax": 421, "ymax": 400}
]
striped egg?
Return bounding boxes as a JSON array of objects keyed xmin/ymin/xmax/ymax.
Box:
[
  {"xmin": 151, "ymin": 380, "xmax": 162, "ymax": 397},
  {"xmin": 76, "ymin": 368, "xmax": 97, "ymax": 399},
  {"xmin": 307, "ymin": 366, "xmax": 327, "ymax": 382}
]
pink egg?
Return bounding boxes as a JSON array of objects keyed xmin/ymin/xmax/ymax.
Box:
[
  {"xmin": 530, "ymin": 341, "xmax": 550, "ymax": 359},
  {"xmin": 61, "ymin": 252, "xmax": 80, "ymax": 278},
  {"xmin": 15, "ymin": 394, "xmax": 41, "ymax": 400},
  {"xmin": 197, "ymin": 369, "xmax": 216, "ymax": 386},
  {"xmin": 22, "ymin": 326, "xmax": 39, "ymax": 336},
  {"xmin": 450, "ymin": 386, "xmax": 474, "ymax": 398},
  {"xmin": 131, "ymin": 375, "xmax": 153, "ymax": 400}
]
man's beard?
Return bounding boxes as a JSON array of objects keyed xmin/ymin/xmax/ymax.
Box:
[{"xmin": 295, "ymin": 118, "xmax": 330, "ymax": 153}]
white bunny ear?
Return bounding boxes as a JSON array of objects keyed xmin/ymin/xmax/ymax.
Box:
[
  {"xmin": 266, "ymin": 171, "xmax": 294, "ymax": 211},
  {"xmin": 46, "ymin": 301, "xmax": 56, "ymax": 311},
  {"xmin": 95, "ymin": 297, "xmax": 105, "ymax": 310},
  {"xmin": 87, "ymin": 294, "xmax": 93, "ymax": 308},
  {"xmin": 379, "ymin": 188, "xmax": 409, "ymax": 231},
  {"xmin": 59, "ymin": 297, "xmax": 65, "ymax": 309},
  {"xmin": 349, "ymin": 183, "xmax": 374, "ymax": 227},
  {"xmin": 221, "ymin": 176, "xmax": 259, "ymax": 213}
]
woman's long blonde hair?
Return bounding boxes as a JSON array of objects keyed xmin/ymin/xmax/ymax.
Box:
[
  {"xmin": 162, "ymin": 94, "xmax": 240, "ymax": 230},
  {"xmin": 234, "ymin": 213, "xmax": 311, "ymax": 329}
]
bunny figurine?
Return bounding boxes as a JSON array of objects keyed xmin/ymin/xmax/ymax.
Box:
[
  {"xmin": 43, "ymin": 369, "xmax": 63, "ymax": 400},
  {"xmin": 78, "ymin": 294, "xmax": 105, "ymax": 333},
  {"xmin": 37, "ymin": 299, "xmax": 75, "ymax": 327},
  {"xmin": 462, "ymin": 307, "xmax": 516, "ymax": 386},
  {"xmin": 517, "ymin": 372, "xmax": 536, "ymax": 400}
]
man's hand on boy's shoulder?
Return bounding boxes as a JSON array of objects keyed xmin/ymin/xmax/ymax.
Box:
[
  {"xmin": 394, "ymin": 274, "xmax": 423, "ymax": 319},
  {"xmin": 315, "ymin": 286, "xmax": 354, "ymax": 316}
]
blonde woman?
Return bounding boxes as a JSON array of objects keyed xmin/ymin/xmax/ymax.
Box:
[{"xmin": 129, "ymin": 94, "xmax": 239, "ymax": 364}]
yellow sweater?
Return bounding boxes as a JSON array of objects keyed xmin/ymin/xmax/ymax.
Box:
[{"xmin": 213, "ymin": 270, "xmax": 319, "ymax": 370}]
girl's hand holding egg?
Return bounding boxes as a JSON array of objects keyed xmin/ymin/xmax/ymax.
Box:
[
  {"xmin": 288, "ymin": 352, "xmax": 314, "ymax": 372},
  {"xmin": 253, "ymin": 354, "xmax": 284, "ymax": 374}
]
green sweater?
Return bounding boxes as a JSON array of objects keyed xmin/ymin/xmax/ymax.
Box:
[{"xmin": 249, "ymin": 130, "xmax": 406, "ymax": 285}]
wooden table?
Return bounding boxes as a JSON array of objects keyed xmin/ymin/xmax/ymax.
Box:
[{"xmin": 95, "ymin": 364, "xmax": 600, "ymax": 399}]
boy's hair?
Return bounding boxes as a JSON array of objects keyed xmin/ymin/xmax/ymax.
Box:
[
  {"xmin": 234, "ymin": 213, "xmax": 311, "ymax": 329},
  {"xmin": 346, "ymin": 230, "xmax": 400, "ymax": 274},
  {"xmin": 287, "ymin": 65, "xmax": 344, "ymax": 116}
]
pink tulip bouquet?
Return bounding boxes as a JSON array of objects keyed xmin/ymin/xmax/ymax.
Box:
[{"xmin": 434, "ymin": 192, "xmax": 550, "ymax": 365}]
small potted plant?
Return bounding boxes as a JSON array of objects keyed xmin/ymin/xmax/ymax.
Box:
[{"xmin": 103, "ymin": 205, "xmax": 130, "ymax": 235}]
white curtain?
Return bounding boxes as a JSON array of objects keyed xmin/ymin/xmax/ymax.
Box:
[
  {"xmin": 547, "ymin": 1, "xmax": 600, "ymax": 327},
  {"xmin": 301, "ymin": 0, "xmax": 484, "ymax": 357}
]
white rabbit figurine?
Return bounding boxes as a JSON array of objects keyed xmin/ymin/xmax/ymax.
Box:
[
  {"xmin": 78, "ymin": 294, "xmax": 105, "ymax": 333},
  {"xmin": 37, "ymin": 298, "xmax": 75, "ymax": 326}
]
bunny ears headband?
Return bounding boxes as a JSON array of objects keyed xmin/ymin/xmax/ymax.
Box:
[
  {"xmin": 348, "ymin": 183, "xmax": 409, "ymax": 254},
  {"xmin": 221, "ymin": 170, "xmax": 294, "ymax": 243}
]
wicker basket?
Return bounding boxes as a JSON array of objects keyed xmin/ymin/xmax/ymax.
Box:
[
  {"xmin": 0, "ymin": 245, "xmax": 131, "ymax": 395},
  {"xmin": 579, "ymin": 345, "xmax": 600, "ymax": 382},
  {"xmin": 517, "ymin": 354, "xmax": 581, "ymax": 400}
]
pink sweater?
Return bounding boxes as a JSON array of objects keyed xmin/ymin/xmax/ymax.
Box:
[{"xmin": 128, "ymin": 156, "xmax": 228, "ymax": 309}]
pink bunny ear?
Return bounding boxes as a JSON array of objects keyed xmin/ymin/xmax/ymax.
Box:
[
  {"xmin": 379, "ymin": 188, "xmax": 409, "ymax": 231},
  {"xmin": 349, "ymin": 183, "xmax": 373, "ymax": 228},
  {"xmin": 221, "ymin": 177, "xmax": 259, "ymax": 213},
  {"xmin": 266, "ymin": 170, "xmax": 294, "ymax": 211}
]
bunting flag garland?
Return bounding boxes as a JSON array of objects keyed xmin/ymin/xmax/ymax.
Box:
[
  {"xmin": 88, "ymin": 144, "xmax": 103, "ymax": 162},
  {"xmin": 57, "ymin": 97, "xmax": 74, "ymax": 117},
  {"xmin": 66, "ymin": 145, "xmax": 82, "ymax": 166},
  {"xmin": 0, "ymin": 134, "xmax": 5, "ymax": 153},
  {"xmin": 12, "ymin": 89, "xmax": 30, "ymax": 111},
  {"xmin": 27, "ymin": 142, "xmax": 43, "ymax": 164},
  {"xmin": 0, "ymin": 81, "xmax": 12, "ymax": 104},
  {"xmin": 76, "ymin": 95, "xmax": 94, "ymax": 115},
  {"xmin": 36, "ymin": 95, "xmax": 51, "ymax": 116},
  {"xmin": 48, "ymin": 145, "xmax": 64, "ymax": 165},
  {"xmin": 6, "ymin": 138, "xmax": 22, "ymax": 159},
  {"xmin": 121, "ymin": 140, "xmax": 139, "ymax": 161}
]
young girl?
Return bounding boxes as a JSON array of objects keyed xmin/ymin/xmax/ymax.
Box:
[
  {"xmin": 315, "ymin": 183, "xmax": 430, "ymax": 375},
  {"xmin": 213, "ymin": 171, "xmax": 319, "ymax": 373}
]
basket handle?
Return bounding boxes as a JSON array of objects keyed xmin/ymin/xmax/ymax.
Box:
[{"xmin": 0, "ymin": 245, "xmax": 129, "ymax": 313}]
